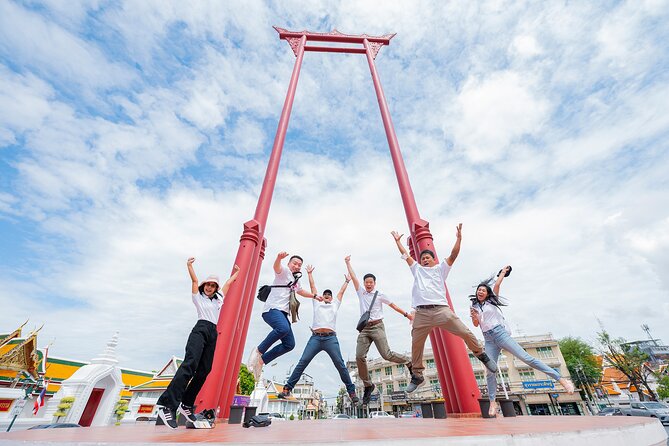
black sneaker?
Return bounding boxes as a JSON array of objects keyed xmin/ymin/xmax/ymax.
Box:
[
  {"xmin": 406, "ymin": 375, "xmax": 425, "ymax": 394},
  {"xmin": 158, "ymin": 406, "xmax": 178, "ymax": 429},
  {"xmin": 277, "ymin": 387, "xmax": 291, "ymax": 399},
  {"xmin": 178, "ymin": 403, "xmax": 197, "ymax": 423},
  {"xmin": 348, "ymin": 392, "xmax": 360, "ymax": 404},
  {"xmin": 362, "ymin": 384, "xmax": 375, "ymax": 405},
  {"xmin": 476, "ymin": 352, "xmax": 498, "ymax": 373}
]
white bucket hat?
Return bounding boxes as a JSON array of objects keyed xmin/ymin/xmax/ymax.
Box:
[{"xmin": 200, "ymin": 275, "xmax": 220, "ymax": 288}]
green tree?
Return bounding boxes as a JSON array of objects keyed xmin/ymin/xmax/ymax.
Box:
[
  {"xmin": 238, "ymin": 364, "xmax": 255, "ymax": 396},
  {"xmin": 335, "ymin": 387, "xmax": 346, "ymax": 414},
  {"xmin": 597, "ymin": 329, "xmax": 657, "ymax": 401},
  {"xmin": 657, "ymin": 375, "xmax": 669, "ymax": 400},
  {"xmin": 559, "ymin": 337, "xmax": 601, "ymax": 390},
  {"xmin": 114, "ymin": 399, "xmax": 129, "ymax": 425}
]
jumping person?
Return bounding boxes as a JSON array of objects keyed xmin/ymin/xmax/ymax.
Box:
[
  {"xmin": 345, "ymin": 255, "xmax": 413, "ymax": 405},
  {"xmin": 157, "ymin": 257, "xmax": 240, "ymax": 429},
  {"xmin": 248, "ymin": 252, "xmax": 322, "ymax": 380},
  {"xmin": 278, "ymin": 264, "xmax": 359, "ymax": 404},
  {"xmin": 390, "ymin": 224, "xmax": 497, "ymax": 394},
  {"xmin": 470, "ymin": 265, "xmax": 575, "ymax": 416}
]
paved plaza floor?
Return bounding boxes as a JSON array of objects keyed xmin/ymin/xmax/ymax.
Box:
[{"xmin": 1, "ymin": 416, "xmax": 667, "ymax": 446}]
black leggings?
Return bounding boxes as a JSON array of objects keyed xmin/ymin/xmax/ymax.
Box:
[{"xmin": 157, "ymin": 320, "xmax": 217, "ymax": 410}]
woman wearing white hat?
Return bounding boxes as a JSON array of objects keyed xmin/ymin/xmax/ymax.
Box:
[{"xmin": 157, "ymin": 257, "xmax": 240, "ymax": 429}]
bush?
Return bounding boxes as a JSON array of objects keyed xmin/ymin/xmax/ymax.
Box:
[{"xmin": 289, "ymin": 414, "xmax": 294, "ymax": 420}]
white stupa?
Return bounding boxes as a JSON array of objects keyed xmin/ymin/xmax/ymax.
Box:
[{"xmin": 45, "ymin": 332, "xmax": 124, "ymax": 426}]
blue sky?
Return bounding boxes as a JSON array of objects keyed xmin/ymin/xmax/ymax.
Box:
[{"xmin": 1, "ymin": 0, "xmax": 669, "ymax": 399}]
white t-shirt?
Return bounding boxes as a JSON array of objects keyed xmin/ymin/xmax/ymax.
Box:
[
  {"xmin": 356, "ymin": 288, "xmax": 391, "ymax": 321},
  {"xmin": 262, "ymin": 267, "xmax": 303, "ymax": 314},
  {"xmin": 410, "ymin": 260, "xmax": 451, "ymax": 308},
  {"xmin": 192, "ymin": 292, "xmax": 223, "ymax": 325},
  {"xmin": 472, "ymin": 300, "xmax": 509, "ymax": 333},
  {"xmin": 311, "ymin": 297, "xmax": 342, "ymax": 331}
]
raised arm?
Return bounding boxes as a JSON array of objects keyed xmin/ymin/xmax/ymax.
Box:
[
  {"xmin": 336, "ymin": 274, "xmax": 351, "ymax": 301},
  {"xmin": 493, "ymin": 265, "xmax": 510, "ymax": 295},
  {"xmin": 305, "ymin": 265, "xmax": 317, "ymax": 295},
  {"xmin": 273, "ymin": 251, "xmax": 289, "ymax": 274},
  {"xmin": 221, "ymin": 265, "xmax": 240, "ymax": 295},
  {"xmin": 187, "ymin": 257, "xmax": 198, "ymax": 294},
  {"xmin": 391, "ymin": 231, "xmax": 415, "ymax": 266},
  {"xmin": 388, "ymin": 302, "xmax": 414, "ymax": 322},
  {"xmin": 344, "ymin": 255, "xmax": 360, "ymax": 291},
  {"xmin": 445, "ymin": 223, "xmax": 463, "ymax": 266}
]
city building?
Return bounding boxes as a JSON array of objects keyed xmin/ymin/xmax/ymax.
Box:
[{"xmin": 348, "ymin": 333, "xmax": 585, "ymax": 416}]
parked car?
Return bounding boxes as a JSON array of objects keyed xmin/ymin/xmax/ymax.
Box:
[
  {"xmin": 399, "ymin": 411, "xmax": 417, "ymax": 418},
  {"xmin": 332, "ymin": 413, "xmax": 351, "ymax": 419},
  {"xmin": 623, "ymin": 401, "xmax": 669, "ymax": 425},
  {"xmin": 28, "ymin": 423, "xmax": 81, "ymax": 429},
  {"xmin": 597, "ymin": 407, "xmax": 624, "ymax": 416},
  {"xmin": 258, "ymin": 412, "xmax": 287, "ymax": 421},
  {"xmin": 369, "ymin": 411, "xmax": 394, "ymax": 418}
]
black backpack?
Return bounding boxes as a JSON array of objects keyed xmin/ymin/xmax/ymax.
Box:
[{"xmin": 243, "ymin": 414, "xmax": 272, "ymax": 428}]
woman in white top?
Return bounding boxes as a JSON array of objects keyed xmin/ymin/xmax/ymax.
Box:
[
  {"xmin": 470, "ymin": 265, "xmax": 574, "ymax": 417},
  {"xmin": 157, "ymin": 257, "xmax": 239, "ymax": 429}
]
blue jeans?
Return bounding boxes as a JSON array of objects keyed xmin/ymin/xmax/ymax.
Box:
[
  {"xmin": 286, "ymin": 334, "xmax": 355, "ymax": 394},
  {"xmin": 483, "ymin": 324, "xmax": 561, "ymax": 401},
  {"xmin": 258, "ymin": 309, "xmax": 295, "ymax": 364}
]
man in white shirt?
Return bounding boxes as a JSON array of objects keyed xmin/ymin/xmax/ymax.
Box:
[
  {"xmin": 345, "ymin": 255, "xmax": 413, "ymax": 405},
  {"xmin": 277, "ymin": 265, "xmax": 358, "ymax": 404},
  {"xmin": 390, "ymin": 224, "xmax": 497, "ymax": 393},
  {"xmin": 248, "ymin": 252, "xmax": 322, "ymax": 380}
]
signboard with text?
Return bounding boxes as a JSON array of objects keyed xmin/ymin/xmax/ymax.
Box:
[
  {"xmin": 233, "ymin": 395, "xmax": 251, "ymax": 406},
  {"xmin": 138, "ymin": 404, "xmax": 154, "ymax": 414},
  {"xmin": 0, "ymin": 399, "xmax": 14, "ymax": 413},
  {"xmin": 522, "ymin": 380, "xmax": 554, "ymax": 390},
  {"xmin": 390, "ymin": 391, "xmax": 407, "ymax": 401}
]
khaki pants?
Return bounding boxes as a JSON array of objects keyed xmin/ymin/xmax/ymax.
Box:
[
  {"xmin": 411, "ymin": 305, "xmax": 483, "ymax": 379},
  {"xmin": 356, "ymin": 321, "xmax": 410, "ymax": 388}
]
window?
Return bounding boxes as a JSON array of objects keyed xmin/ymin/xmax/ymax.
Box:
[
  {"xmin": 397, "ymin": 364, "xmax": 405, "ymax": 372},
  {"xmin": 536, "ymin": 346, "xmax": 554, "ymax": 359},
  {"xmin": 519, "ymin": 370, "xmax": 535, "ymax": 380},
  {"xmin": 386, "ymin": 383, "xmax": 394, "ymax": 394},
  {"xmin": 426, "ymin": 359, "xmax": 435, "ymax": 369},
  {"xmin": 498, "ymin": 370, "xmax": 509, "ymax": 380},
  {"xmin": 398, "ymin": 380, "xmax": 407, "ymax": 390},
  {"xmin": 374, "ymin": 369, "xmax": 381, "ymax": 380},
  {"xmin": 474, "ymin": 371, "xmax": 486, "ymax": 385},
  {"xmin": 385, "ymin": 366, "xmax": 393, "ymax": 376}
]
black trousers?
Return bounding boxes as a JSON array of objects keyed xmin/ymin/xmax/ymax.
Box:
[{"xmin": 157, "ymin": 320, "xmax": 217, "ymax": 410}]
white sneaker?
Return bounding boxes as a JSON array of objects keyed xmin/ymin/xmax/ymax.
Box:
[{"xmin": 247, "ymin": 349, "xmax": 259, "ymax": 376}]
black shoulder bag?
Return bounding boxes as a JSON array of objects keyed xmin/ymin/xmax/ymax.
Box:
[
  {"xmin": 356, "ymin": 291, "xmax": 378, "ymax": 332},
  {"xmin": 256, "ymin": 272, "xmax": 302, "ymax": 303}
]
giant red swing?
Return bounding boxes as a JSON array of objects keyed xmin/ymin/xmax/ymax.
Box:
[{"xmin": 196, "ymin": 27, "xmax": 481, "ymax": 418}]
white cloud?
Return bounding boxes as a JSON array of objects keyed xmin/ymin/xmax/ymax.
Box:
[
  {"xmin": 451, "ymin": 71, "xmax": 550, "ymax": 162},
  {"xmin": 1, "ymin": 0, "xmax": 668, "ymax": 401}
]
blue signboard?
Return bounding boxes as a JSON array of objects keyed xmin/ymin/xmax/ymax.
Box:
[{"xmin": 521, "ymin": 380, "xmax": 554, "ymax": 390}]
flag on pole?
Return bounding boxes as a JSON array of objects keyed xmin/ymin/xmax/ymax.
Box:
[{"xmin": 33, "ymin": 380, "xmax": 48, "ymax": 415}]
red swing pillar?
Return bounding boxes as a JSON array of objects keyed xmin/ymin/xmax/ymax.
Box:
[
  {"xmin": 195, "ymin": 34, "xmax": 308, "ymax": 418},
  {"xmin": 363, "ymin": 38, "xmax": 481, "ymax": 413}
]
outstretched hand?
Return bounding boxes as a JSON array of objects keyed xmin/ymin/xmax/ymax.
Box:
[
  {"xmin": 344, "ymin": 255, "xmax": 351, "ymax": 263},
  {"xmin": 455, "ymin": 223, "xmax": 462, "ymax": 239},
  {"xmin": 391, "ymin": 231, "xmax": 403, "ymax": 242},
  {"xmin": 344, "ymin": 274, "xmax": 351, "ymax": 282},
  {"xmin": 306, "ymin": 264, "xmax": 315, "ymax": 274},
  {"xmin": 277, "ymin": 251, "xmax": 289, "ymax": 260},
  {"xmin": 187, "ymin": 257, "xmax": 195, "ymax": 265}
]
